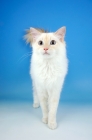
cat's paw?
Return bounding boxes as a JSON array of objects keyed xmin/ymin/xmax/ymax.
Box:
[
  {"xmin": 33, "ymin": 103, "xmax": 40, "ymax": 108},
  {"xmin": 48, "ymin": 121, "xmax": 57, "ymax": 130},
  {"xmin": 42, "ymin": 117, "xmax": 48, "ymax": 124}
]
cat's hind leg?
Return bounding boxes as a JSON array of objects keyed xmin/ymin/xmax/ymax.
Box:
[{"xmin": 32, "ymin": 83, "xmax": 40, "ymax": 108}]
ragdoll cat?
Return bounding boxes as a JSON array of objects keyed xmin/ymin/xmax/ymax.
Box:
[{"xmin": 24, "ymin": 26, "xmax": 68, "ymax": 129}]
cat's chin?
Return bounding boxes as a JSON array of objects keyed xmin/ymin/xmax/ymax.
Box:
[{"xmin": 42, "ymin": 53, "xmax": 55, "ymax": 59}]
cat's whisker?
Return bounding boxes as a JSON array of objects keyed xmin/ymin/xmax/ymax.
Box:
[{"xmin": 17, "ymin": 52, "xmax": 32, "ymax": 63}]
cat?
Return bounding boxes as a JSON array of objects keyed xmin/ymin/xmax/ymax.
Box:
[{"xmin": 24, "ymin": 26, "xmax": 68, "ymax": 129}]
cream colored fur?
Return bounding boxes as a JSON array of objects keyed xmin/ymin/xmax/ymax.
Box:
[{"xmin": 25, "ymin": 27, "xmax": 68, "ymax": 129}]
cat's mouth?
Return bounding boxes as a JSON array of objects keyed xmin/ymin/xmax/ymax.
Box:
[{"xmin": 43, "ymin": 52, "xmax": 50, "ymax": 55}]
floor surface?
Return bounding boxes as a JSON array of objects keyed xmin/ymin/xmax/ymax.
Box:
[{"xmin": 0, "ymin": 102, "xmax": 92, "ymax": 140}]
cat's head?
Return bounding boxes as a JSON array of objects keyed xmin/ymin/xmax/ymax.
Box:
[{"xmin": 24, "ymin": 27, "xmax": 66, "ymax": 59}]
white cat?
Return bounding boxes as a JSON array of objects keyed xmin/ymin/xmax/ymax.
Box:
[{"xmin": 25, "ymin": 27, "xmax": 68, "ymax": 129}]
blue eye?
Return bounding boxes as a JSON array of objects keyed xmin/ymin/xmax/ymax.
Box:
[
  {"xmin": 50, "ymin": 40, "xmax": 56, "ymax": 45},
  {"xmin": 38, "ymin": 40, "xmax": 43, "ymax": 45}
]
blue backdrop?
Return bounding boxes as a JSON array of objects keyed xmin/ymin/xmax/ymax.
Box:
[{"xmin": 0, "ymin": 0, "xmax": 92, "ymax": 103}]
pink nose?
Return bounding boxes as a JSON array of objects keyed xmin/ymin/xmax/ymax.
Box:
[{"xmin": 44, "ymin": 48, "xmax": 48, "ymax": 51}]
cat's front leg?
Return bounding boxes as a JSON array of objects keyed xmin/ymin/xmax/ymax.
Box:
[
  {"xmin": 48, "ymin": 94, "xmax": 60, "ymax": 130},
  {"xmin": 38, "ymin": 93, "xmax": 48, "ymax": 124}
]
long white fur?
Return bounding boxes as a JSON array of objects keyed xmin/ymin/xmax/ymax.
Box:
[{"xmin": 25, "ymin": 27, "xmax": 68, "ymax": 129}]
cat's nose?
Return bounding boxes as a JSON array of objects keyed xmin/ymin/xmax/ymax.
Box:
[{"xmin": 44, "ymin": 48, "xmax": 48, "ymax": 51}]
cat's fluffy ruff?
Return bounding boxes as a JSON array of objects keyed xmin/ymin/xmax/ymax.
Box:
[{"xmin": 25, "ymin": 27, "xmax": 68, "ymax": 129}]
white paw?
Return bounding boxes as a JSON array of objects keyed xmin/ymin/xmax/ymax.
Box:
[
  {"xmin": 48, "ymin": 121, "xmax": 57, "ymax": 130},
  {"xmin": 42, "ymin": 118, "xmax": 48, "ymax": 124},
  {"xmin": 33, "ymin": 103, "xmax": 40, "ymax": 108}
]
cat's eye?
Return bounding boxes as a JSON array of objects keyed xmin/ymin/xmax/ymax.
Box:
[
  {"xmin": 38, "ymin": 40, "xmax": 43, "ymax": 45},
  {"xmin": 50, "ymin": 40, "xmax": 56, "ymax": 45}
]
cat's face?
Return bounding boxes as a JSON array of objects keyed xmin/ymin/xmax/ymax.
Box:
[
  {"xmin": 33, "ymin": 33, "xmax": 63, "ymax": 58},
  {"xmin": 25, "ymin": 27, "xmax": 66, "ymax": 58}
]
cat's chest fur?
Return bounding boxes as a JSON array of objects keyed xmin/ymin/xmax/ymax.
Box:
[{"xmin": 31, "ymin": 55, "xmax": 67, "ymax": 87}]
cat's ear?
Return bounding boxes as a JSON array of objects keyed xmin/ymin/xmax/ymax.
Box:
[
  {"xmin": 54, "ymin": 26, "xmax": 66, "ymax": 41},
  {"xmin": 24, "ymin": 27, "xmax": 41, "ymax": 44},
  {"xmin": 29, "ymin": 27, "xmax": 41, "ymax": 41}
]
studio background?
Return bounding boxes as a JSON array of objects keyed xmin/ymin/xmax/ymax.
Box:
[{"xmin": 0, "ymin": 0, "xmax": 92, "ymax": 103}]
